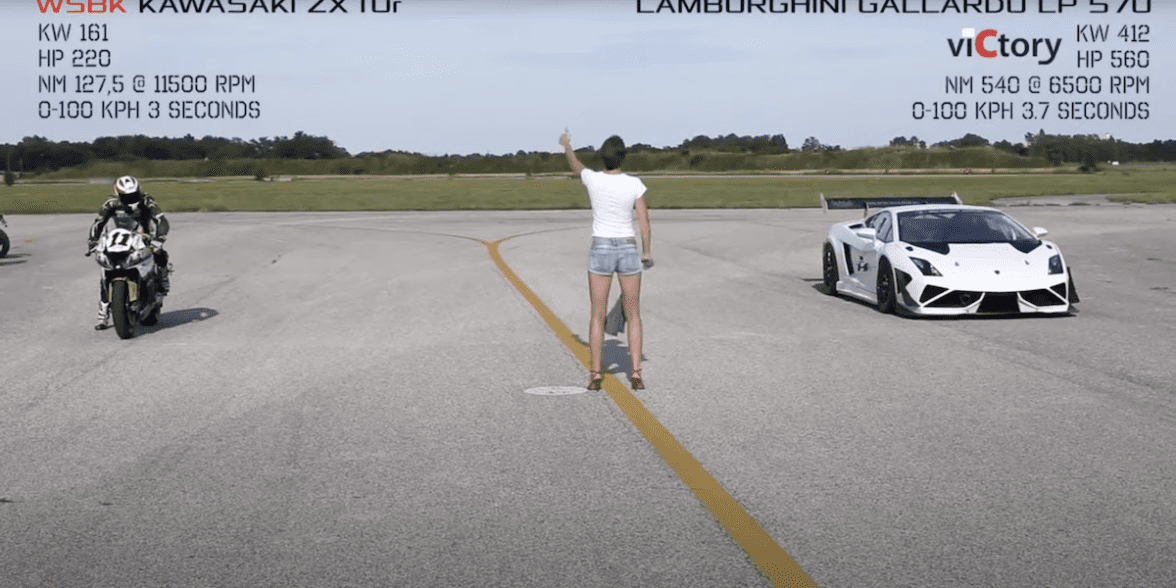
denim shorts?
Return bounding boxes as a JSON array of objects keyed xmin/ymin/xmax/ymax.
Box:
[{"xmin": 588, "ymin": 237, "xmax": 642, "ymax": 276}]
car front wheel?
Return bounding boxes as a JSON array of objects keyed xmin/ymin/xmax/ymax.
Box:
[
  {"xmin": 822, "ymin": 242, "xmax": 839, "ymax": 295},
  {"xmin": 876, "ymin": 257, "xmax": 896, "ymax": 314}
]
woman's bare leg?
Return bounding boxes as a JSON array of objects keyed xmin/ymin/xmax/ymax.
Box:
[
  {"xmin": 588, "ymin": 273, "xmax": 613, "ymax": 374},
  {"xmin": 617, "ymin": 272, "xmax": 643, "ymax": 374}
]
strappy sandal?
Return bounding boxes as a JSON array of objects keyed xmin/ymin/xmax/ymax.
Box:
[
  {"xmin": 587, "ymin": 371, "xmax": 604, "ymax": 391},
  {"xmin": 629, "ymin": 369, "xmax": 645, "ymax": 390}
]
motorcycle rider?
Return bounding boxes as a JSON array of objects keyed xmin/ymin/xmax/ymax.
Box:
[{"xmin": 88, "ymin": 175, "xmax": 171, "ymax": 330}]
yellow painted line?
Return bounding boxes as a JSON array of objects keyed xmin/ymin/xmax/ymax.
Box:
[{"xmin": 486, "ymin": 237, "xmax": 819, "ymax": 588}]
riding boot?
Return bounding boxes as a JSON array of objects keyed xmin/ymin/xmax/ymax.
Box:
[
  {"xmin": 160, "ymin": 263, "xmax": 172, "ymax": 294},
  {"xmin": 95, "ymin": 300, "xmax": 111, "ymax": 330}
]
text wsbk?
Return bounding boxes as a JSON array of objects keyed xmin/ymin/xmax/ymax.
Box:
[{"xmin": 36, "ymin": 0, "xmax": 127, "ymax": 12}]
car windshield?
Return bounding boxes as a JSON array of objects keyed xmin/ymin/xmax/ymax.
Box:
[{"xmin": 897, "ymin": 209, "xmax": 1036, "ymax": 244}]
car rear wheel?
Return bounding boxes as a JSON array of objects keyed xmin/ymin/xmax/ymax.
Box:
[
  {"xmin": 822, "ymin": 242, "xmax": 838, "ymax": 295},
  {"xmin": 876, "ymin": 257, "xmax": 896, "ymax": 314}
]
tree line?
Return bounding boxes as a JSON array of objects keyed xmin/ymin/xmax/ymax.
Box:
[
  {"xmin": 2, "ymin": 131, "xmax": 349, "ymax": 175},
  {"xmin": 4, "ymin": 131, "xmax": 1175, "ymax": 178},
  {"xmin": 891, "ymin": 131, "xmax": 1176, "ymax": 168}
]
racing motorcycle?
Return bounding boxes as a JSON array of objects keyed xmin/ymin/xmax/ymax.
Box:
[
  {"xmin": 87, "ymin": 211, "xmax": 166, "ymax": 339},
  {"xmin": 0, "ymin": 214, "xmax": 9, "ymax": 258}
]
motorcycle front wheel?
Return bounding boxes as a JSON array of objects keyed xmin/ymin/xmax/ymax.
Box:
[
  {"xmin": 110, "ymin": 280, "xmax": 136, "ymax": 339},
  {"xmin": 0, "ymin": 229, "xmax": 9, "ymax": 258}
]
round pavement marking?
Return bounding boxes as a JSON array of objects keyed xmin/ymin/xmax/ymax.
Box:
[{"xmin": 524, "ymin": 386, "xmax": 588, "ymax": 396}]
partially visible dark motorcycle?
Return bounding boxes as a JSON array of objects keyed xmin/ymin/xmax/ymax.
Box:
[{"xmin": 0, "ymin": 214, "xmax": 9, "ymax": 258}]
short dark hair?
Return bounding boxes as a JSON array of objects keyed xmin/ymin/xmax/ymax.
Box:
[{"xmin": 600, "ymin": 135, "xmax": 627, "ymax": 170}]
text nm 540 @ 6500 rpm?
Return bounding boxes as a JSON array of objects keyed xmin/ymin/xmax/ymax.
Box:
[
  {"xmin": 38, "ymin": 99, "xmax": 262, "ymax": 119},
  {"xmin": 912, "ymin": 100, "xmax": 1148, "ymax": 120}
]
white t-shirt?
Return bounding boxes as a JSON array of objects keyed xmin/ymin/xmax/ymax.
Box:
[{"xmin": 581, "ymin": 169, "xmax": 647, "ymax": 238}]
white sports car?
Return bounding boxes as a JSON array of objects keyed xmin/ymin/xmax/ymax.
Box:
[{"xmin": 820, "ymin": 194, "xmax": 1079, "ymax": 316}]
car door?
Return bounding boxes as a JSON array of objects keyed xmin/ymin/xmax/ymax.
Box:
[
  {"xmin": 859, "ymin": 212, "xmax": 893, "ymax": 296},
  {"xmin": 844, "ymin": 211, "xmax": 888, "ymax": 296}
]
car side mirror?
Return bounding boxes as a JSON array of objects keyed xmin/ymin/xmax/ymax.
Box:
[
  {"xmin": 854, "ymin": 227, "xmax": 878, "ymax": 241},
  {"xmin": 1033, "ymin": 227, "xmax": 1048, "ymax": 238}
]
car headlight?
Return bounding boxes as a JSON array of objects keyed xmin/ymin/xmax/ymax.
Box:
[
  {"xmin": 910, "ymin": 257, "xmax": 942, "ymax": 276},
  {"xmin": 1048, "ymin": 254, "xmax": 1064, "ymax": 275}
]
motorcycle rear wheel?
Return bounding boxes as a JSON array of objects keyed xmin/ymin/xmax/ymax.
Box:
[
  {"xmin": 110, "ymin": 280, "xmax": 136, "ymax": 339},
  {"xmin": 142, "ymin": 303, "xmax": 161, "ymax": 326},
  {"xmin": 0, "ymin": 229, "xmax": 9, "ymax": 258}
]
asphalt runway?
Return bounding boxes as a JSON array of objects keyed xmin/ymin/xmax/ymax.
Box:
[{"xmin": 2, "ymin": 204, "xmax": 1174, "ymax": 587}]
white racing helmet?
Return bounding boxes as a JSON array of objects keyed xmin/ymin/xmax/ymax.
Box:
[{"xmin": 114, "ymin": 175, "xmax": 142, "ymax": 206}]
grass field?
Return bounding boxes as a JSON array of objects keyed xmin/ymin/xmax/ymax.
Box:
[{"xmin": 2, "ymin": 166, "xmax": 1174, "ymax": 214}]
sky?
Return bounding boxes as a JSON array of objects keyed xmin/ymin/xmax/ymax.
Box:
[{"xmin": 2, "ymin": 0, "xmax": 1172, "ymax": 156}]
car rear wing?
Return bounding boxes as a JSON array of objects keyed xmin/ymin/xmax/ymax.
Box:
[{"xmin": 820, "ymin": 193, "xmax": 962, "ymax": 216}]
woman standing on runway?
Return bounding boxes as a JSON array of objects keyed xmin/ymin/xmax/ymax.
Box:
[{"xmin": 558, "ymin": 130, "xmax": 652, "ymax": 390}]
